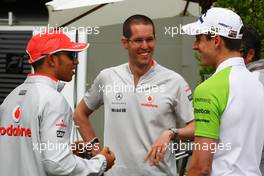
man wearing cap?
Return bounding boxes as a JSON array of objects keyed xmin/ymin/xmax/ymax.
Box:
[
  {"xmin": 74, "ymin": 15, "xmax": 195, "ymax": 176},
  {"xmin": 182, "ymin": 7, "xmax": 264, "ymax": 175},
  {"xmin": 0, "ymin": 31, "xmax": 115, "ymax": 176}
]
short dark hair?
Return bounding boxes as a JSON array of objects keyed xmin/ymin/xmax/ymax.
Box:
[
  {"xmin": 204, "ymin": 35, "xmax": 242, "ymax": 51},
  {"xmin": 31, "ymin": 57, "xmax": 45, "ymax": 71},
  {"xmin": 221, "ymin": 37, "xmax": 242, "ymax": 51},
  {"xmin": 123, "ymin": 14, "xmax": 155, "ymax": 39},
  {"xmin": 241, "ymin": 25, "xmax": 261, "ymax": 61}
]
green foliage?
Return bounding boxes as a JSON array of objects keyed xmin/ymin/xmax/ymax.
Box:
[{"xmin": 214, "ymin": 0, "xmax": 264, "ymax": 58}]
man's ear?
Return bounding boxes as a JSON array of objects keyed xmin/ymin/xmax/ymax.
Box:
[
  {"xmin": 46, "ymin": 55, "xmax": 57, "ymax": 67},
  {"xmin": 214, "ymin": 35, "xmax": 222, "ymax": 48},
  {"xmin": 121, "ymin": 36, "xmax": 129, "ymax": 49},
  {"xmin": 244, "ymin": 49, "xmax": 255, "ymax": 64}
]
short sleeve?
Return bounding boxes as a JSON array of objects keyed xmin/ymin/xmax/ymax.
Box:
[
  {"xmin": 173, "ymin": 77, "xmax": 194, "ymax": 123},
  {"xmin": 193, "ymin": 85, "xmax": 221, "ymax": 140},
  {"xmin": 83, "ymin": 72, "xmax": 104, "ymax": 110},
  {"xmin": 193, "ymin": 67, "xmax": 231, "ymax": 140}
]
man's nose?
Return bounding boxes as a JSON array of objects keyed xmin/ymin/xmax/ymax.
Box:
[
  {"xmin": 73, "ymin": 58, "xmax": 79, "ymax": 65},
  {"xmin": 141, "ymin": 40, "xmax": 149, "ymax": 49},
  {"xmin": 192, "ymin": 42, "xmax": 199, "ymax": 50}
]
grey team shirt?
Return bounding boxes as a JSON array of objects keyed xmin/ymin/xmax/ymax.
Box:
[
  {"xmin": 83, "ymin": 62, "xmax": 194, "ymax": 176},
  {"xmin": 0, "ymin": 75, "xmax": 106, "ymax": 176}
]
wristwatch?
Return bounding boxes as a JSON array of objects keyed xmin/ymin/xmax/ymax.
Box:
[
  {"xmin": 89, "ymin": 137, "xmax": 100, "ymax": 146},
  {"xmin": 87, "ymin": 137, "xmax": 100, "ymax": 159},
  {"xmin": 169, "ymin": 128, "xmax": 179, "ymax": 139}
]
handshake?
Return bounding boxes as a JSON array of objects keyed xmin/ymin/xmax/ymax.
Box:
[{"xmin": 71, "ymin": 140, "xmax": 115, "ymax": 171}]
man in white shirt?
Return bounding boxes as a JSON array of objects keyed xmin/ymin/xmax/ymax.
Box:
[
  {"xmin": 183, "ymin": 7, "xmax": 264, "ymax": 176},
  {"xmin": 74, "ymin": 14, "xmax": 195, "ymax": 176}
]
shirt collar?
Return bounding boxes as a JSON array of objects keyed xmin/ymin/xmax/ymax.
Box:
[
  {"xmin": 215, "ymin": 57, "xmax": 245, "ymax": 73},
  {"xmin": 25, "ymin": 74, "xmax": 66, "ymax": 92},
  {"xmin": 126, "ymin": 59, "xmax": 157, "ymax": 77}
]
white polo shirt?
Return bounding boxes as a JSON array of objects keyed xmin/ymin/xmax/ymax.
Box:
[
  {"xmin": 84, "ymin": 61, "xmax": 194, "ymax": 176},
  {"xmin": 193, "ymin": 57, "xmax": 264, "ymax": 176}
]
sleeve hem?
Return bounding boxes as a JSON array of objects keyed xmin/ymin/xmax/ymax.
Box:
[{"xmin": 195, "ymin": 132, "xmax": 219, "ymax": 140}]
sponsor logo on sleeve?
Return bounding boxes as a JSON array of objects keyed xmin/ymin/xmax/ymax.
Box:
[
  {"xmin": 185, "ymin": 86, "xmax": 193, "ymax": 101},
  {"xmin": 194, "ymin": 108, "xmax": 210, "ymax": 114},
  {"xmin": 18, "ymin": 90, "xmax": 27, "ymax": 95},
  {"xmin": 56, "ymin": 130, "xmax": 65, "ymax": 138},
  {"xmin": 56, "ymin": 119, "xmax": 67, "ymax": 128},
  {"xmin": 188, "ymin": 94, "xmax": 193, "ymax": 101},
  {"xmin": 195, "ymin": 119, "xmax": 210, "ymax": 123},
  {"xmin": 194, "ymin": 98, "xmax": 211, "ymax": 104}
]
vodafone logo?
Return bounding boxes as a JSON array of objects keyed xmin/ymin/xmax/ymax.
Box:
[
  {"xmin": 12, "ymin": 106, "xmax": 21, "ymax": 123},
  {"xmin": 0, "ymin": 124, "xmax": 31, "ymax": 138},
  {"xmin": 146, "ymin": 95, "xmax": 153, "ymax": 103},
  {"xmin": 141, "ymin": 95, "xmax": 158, "ymax": 108},
  {"xmin": 0, "ymin": 106, "xmax": 32, "ymax": 138}
]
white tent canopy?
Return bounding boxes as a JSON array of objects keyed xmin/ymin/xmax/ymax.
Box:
[
  {"xmin": 46, "ymin": 0, "xmax": 124, "ymax": 11},
  {"xmin": 46, "ymin": 0, "xmax": 200, "ymax": 27}
]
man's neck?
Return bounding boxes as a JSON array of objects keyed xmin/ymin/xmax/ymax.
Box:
[
  {"xmin": 129, "ymin": 61, "xmax": 153, "ymax": 87},
  {"xmin": 34, "ymin": 68, "xmax": 58, "ymax": 81},
  {"xmin": 215, "ymin": 51, "xmax": 241, "ymax": 68}
]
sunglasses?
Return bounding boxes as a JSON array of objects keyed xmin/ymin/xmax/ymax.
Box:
[{"xmin": 54, "ymin": 51, "xmax": 78, "ymax": 60}]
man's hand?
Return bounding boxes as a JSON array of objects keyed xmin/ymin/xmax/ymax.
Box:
[
  {"xmin": 100, "ymin": 147, "xmax": 116, "ymax": 171},
  {"xmin": 71, "ymin": 140, "xmax": 100, "ymax": 159},
  {"xmin": 144, "ymin": 130, "xmax": 173, "ymax": 166}
]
